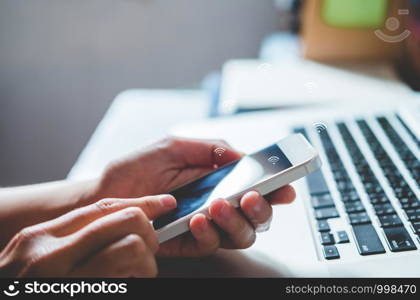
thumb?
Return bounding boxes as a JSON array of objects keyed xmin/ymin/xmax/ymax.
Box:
[{"xmin": 136, "ymin": 194, "xmax": 177, "ymax": 220}]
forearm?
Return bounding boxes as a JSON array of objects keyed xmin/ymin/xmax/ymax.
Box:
[{"xmin": 0, "ymin": 179, "xmax": 98, "ymax": 249}]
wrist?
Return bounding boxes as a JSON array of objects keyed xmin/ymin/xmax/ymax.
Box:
[{"xmin": 73, "ymin": 178, "xmax": 103, "ymax": 208}]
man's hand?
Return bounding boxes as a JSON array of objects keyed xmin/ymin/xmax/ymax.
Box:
[
  {"xmin": 86, "ymin": 137, "xmax": 296, "ymax": 257},
  {"xmin": 0, "ymin": 195, "xmax": 175, "ymax": 277}
]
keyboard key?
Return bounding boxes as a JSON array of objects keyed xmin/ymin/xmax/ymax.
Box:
[
  {"xmin": 336, "ymin": 181, "xmax": 355, "ymax": 192},
  {"xmin": 383, "ymin": 226, "xmax": 417, "ymax": 252},
  {"xmin": 311, "ymin": 193, "xmax": 335, "ymax": 209},
  {"xmin": 369, "ymin": 194, "xmax": 389, "ymax": 205},
  {"xmin": 317, "ymin": 220, "xmax": 330, "ymax": 232},
  {"xmin": 352, "ymin": 224, "xmax": 386, "ymax": 255},
  {"xmin": 320, "ymin": 232, "xmax": 335, "ymax": 245},
  {"xmin": 402, "ymin": 201, "xmax": 420, "ymax": 210},
  {"xmin": 306, "ymin": 169, "xmax": 331, "ymax": 195},
  {"xmin": 336, "ymin": 231, "xmax": 350, "ymax": 243},
  {"xmin": 404, "ymin": 208, "xmax": 420, "ymax": 214},
  {"xmin": 373, "ymin": 203, "xmax": 395, "ymax": 215},
  {"xmin": 365, "ymin": 185, "xmax": 385, "ymax": 195},
  {"xmin": 344, "ymin": 201, "xmax": 365, "ymax": 213},
  {"xmin": 405, "ymin": 208, "xmax": 420, "ymax": 222},
  {"xmin": 332, "ymin": 170, "xmax": 349, "ymax": 181},
  {"xmin": 378, "ymin": 214, "xmax": 403, "ymax": 228},
  {"xmin": 323, "ymin": 245, "xmax": 340, "ymax": 259},
  {"xmin": 395, "ymin": 188, "xmax": 415, "ymax": 200},
  {"xmin": 410, "ymin": 222, "xmax": 420, "ymax": 235},
  {"xmin": 348, "ymin": 212, "xmax": 371, "ymax": 225},
  {"xmin": 315, "ymin": 207, "xmax": 339, "ymax": 220},
  {"xmin": 341, "ymin": 191, "xmax": 360, "ymax": 203},
  {"xmin": 407, "ymin": 213, "xmax": 420, "ymax": 222}
]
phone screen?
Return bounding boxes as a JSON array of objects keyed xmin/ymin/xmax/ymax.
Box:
[{"xmin": 153, "ymin": 143, "xmax": 293, "ymax": 229}]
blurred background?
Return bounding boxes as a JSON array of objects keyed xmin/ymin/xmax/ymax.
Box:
[
  {"xmin": 0, "ymin": 0, "xmax": 285, "ymax": 185},
  {"xmin": 1, "ymin": 0, "xmax": 419, "ymax": 186}
]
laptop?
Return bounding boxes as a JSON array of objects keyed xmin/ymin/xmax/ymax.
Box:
[{"xmin": 172, "ymin": 100, "xmax": 420, "ymax": 277}]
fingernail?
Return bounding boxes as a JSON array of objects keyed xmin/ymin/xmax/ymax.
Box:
[
  {"xmin": 253, "ymin": 197, "xmax": 263, "ymax": 214},
  {"xmin": 219, "ymin": 200, "xmax": 231, "ymax": 219},
  {"xmin": 159, "ymin": 195, "xmax": 176, "ymax": 208},
  {"xmin": 245, "ymin": 191, "xmax": 262, "ymax": 215},
  {"xmin": 199, "ymin": 218, "xmax": 208, "ymax": 232}
]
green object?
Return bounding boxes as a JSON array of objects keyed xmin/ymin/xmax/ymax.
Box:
[{"xmin": 322, "ymin": 0, "xmax": 388, "ymax": 28}]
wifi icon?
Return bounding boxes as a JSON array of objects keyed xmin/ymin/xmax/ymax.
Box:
[
  {"xmin": 313, "ymin": 122, "xmax": 327, "ymax": 133},
  {"xmin": 267, "ymin": 156, "xmax": 280, "ymax": 164},
  {"xmin": 214, "ymin": 147, "xmax": 226, "ymax": 157},
  {"xmin": 304, "ymin": 81, "xmax": 317, "ymax": 94}
]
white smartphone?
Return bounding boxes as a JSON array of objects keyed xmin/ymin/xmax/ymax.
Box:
[{"xmin": 153, "ymin": 133, "xmax": 321, "ymax": 243}]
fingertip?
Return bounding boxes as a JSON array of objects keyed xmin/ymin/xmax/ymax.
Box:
[
  {"xmin": 268, "ymin": 185, "xmax": 296, "ymax": 205},
  {"xmin": 159, "ymin": 194, "xmax": 177, "ymax": 209},
  {"xmin": 281, "ymin": 185, "xmax": 296, "ymax": 202},
  {"xmin": 190, "ymin": 213, "xmax": 209, "ymax": 234},
  {"xmin": 242, "ymin": 190, "xmax": 260, "ymax": 202},
  {"xmin": 208, "ymin": 198, "xmax": 227, "ymax": 218},
  {"xmin": 240, "ymin": 190, "xmax": 262, "ymax": 212},
  {"xmin": 190, "ymin": 213, "xmax": 220, "ymax": 254},
  {"xmin": 286, "ymin": 185, "xmax": 296, "ymax": 199}
]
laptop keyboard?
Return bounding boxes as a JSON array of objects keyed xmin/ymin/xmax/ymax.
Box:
[
  {"xmin": 376, "ymin": 117, "xmax": 420, "ymax": 185},
  {"xmin": 294, "ymin": 115, "xmax": 419, "ymax": 260}
]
